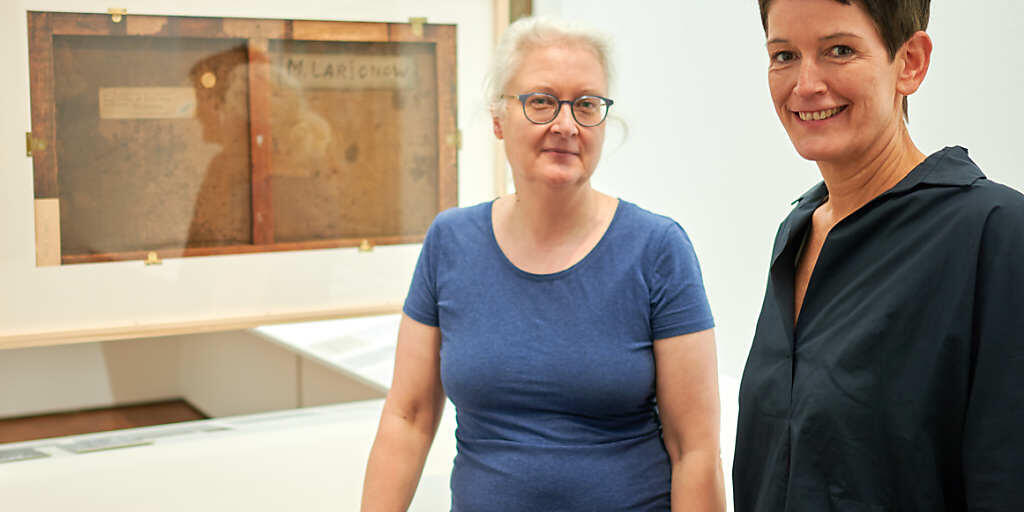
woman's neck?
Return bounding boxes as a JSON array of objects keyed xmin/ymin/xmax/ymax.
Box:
[
  {"xmin": 816, "ymin": 122, "xmax": 926, "ymax": 222},
  {"xmin": 506, "ymin": 183, "xmax": 604, "ymax": 246}
]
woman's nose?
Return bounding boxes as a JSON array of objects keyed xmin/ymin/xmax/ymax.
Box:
[
  {"xmin": 793, "ymin": 60, "xmax": 827, "ymax": 97},
  {"xmin": 549, "ymin": 103, "xmax": 579, "ymax": 135}
]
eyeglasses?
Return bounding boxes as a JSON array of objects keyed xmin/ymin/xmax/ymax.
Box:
[{"xmin": 502, "ymin": 92, "xmax": 614, "ymax": 127}]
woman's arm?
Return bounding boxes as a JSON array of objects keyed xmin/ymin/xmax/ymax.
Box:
[
  {"xmin": 361, "ymin": 314, "xmax": 446, "ymax": 512},
  {"xmin": 654, "ymin": 328, "xmax": 726, "ymax": 512},
  {"xmin": 963, "ymin": 198, "xmax": 1024, "ymax": 509}
]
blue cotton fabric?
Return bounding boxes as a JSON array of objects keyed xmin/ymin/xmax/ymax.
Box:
[{"xmin": 403, "ymin": 199, "xmax": 714, "ymax": 511}]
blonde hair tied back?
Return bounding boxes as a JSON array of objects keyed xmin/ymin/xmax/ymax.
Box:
[{"xmin": 486, "ymin": 16, "xmax": 614, "ymax": 119}]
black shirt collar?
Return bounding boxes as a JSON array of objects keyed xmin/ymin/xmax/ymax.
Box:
[
  {"xmin": 790, "ymin": 146, "xmax": 985, "ymax": 206},
  {"xmin": 773, "ymin": 146, "xmax": 985, "ymax": 270}
]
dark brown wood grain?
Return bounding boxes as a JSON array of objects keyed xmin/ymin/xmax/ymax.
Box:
[
  {"xmin": 435, "ymin": 26, "xmax": 460, "ymax": 211},
  {"xmin": 0, "ymin": 400, "xmax": 206, "ymax": 444},
  {"xmin": 27, "ymin": 12, "xmax": 58, "ymax": 199},
  {"xmin": 50, "ymin": 12, "xmax": 113, "ymax": 36},
  {"xmin": 125, "ymin": 15, "xmax": 171, "ymax": 36},
  {"xmin": 248, "ymin": 38, "xmax": 274, "ymax": 245},
  {"xmin": 171, "ymin": 16, "xmax": 225, "ymax": 38},
  {"xmin": 291, "ymin": 20, "xmax": 387, "ymax": 42},
  {"xmin": 223, "ymin": 18, "xmax": 286, "ymax": 39},
  {"xmin": 61, "ymin": 234, "xmax": 425, "ymax": 264}
]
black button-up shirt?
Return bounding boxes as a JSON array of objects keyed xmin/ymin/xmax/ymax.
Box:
[{"xmin": 734, "ymin": 147, "xmax": 1024, "ymax": 511}]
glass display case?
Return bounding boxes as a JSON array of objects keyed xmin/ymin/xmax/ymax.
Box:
[{"xmin": 27, "ymin": 12, "xmax": 457, "ymax": 265}]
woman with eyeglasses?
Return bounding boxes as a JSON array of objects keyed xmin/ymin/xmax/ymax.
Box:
[{"xmin": 362, "ymin": 16, "xmax": 724, "ymax": 512}]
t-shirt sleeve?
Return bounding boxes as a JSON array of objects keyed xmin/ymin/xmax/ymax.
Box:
[
  {"xmin": 963, "ymin": 193, "xmax": 1024, "ymax": 509},
  {"xmin": 402, "ymin": 217, "xmax": 442, "ymax": 327},
  {"xmin": 649, "ymin": 222, "xmax": 715, "ymax": 340}
]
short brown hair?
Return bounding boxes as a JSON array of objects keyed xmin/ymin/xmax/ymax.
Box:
[{"xmin": 758, "ymin": 0, "xmax": 930, "ymax": 118}]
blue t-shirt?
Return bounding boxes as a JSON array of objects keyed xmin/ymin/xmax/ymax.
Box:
[{"xmin": 404, "ymin": 199, "xmax": 714, "ymax": 511}]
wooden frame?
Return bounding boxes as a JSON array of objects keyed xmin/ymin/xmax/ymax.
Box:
[
  {"xmin": 27, "ymin": 12, "xmax": 457, "ymax": 265},
  {"xmin": 491, "ymin": 0, "xmax": 531, "ymax": 198}
]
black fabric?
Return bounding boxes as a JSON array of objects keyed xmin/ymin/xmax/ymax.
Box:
[{"xmin": 734, "ymin": 146, "xmax": 1024, "ymax": 511}]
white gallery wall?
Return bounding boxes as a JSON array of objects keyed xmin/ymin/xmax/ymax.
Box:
[{"xmin": 534, "ymin": 0, "xmax": 1024, "ymax": 378}]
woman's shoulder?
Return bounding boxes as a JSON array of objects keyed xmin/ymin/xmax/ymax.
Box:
[
  {"xmin": 967, "ymin": 170, "xmax": 1024, "ymax": 208},
  {"xmin": 969, "ymin": 180, "xmax": 1024, "ymax": 219},
  {"xmin": 418, "ymin": 202, "xmax": 495, "ymax": 262},
  {"xmin": 927, "ymin": 147, "xmax": 1024, "ymax": 214},
  {"xmin": 969, "ymin": 180, "xmax": 1024, "ymax": 238},
  {"xmin": 614, "ymin": 199, "xmax": 693, "ymax": 243},
  {"xmin": 428, "ymin": 201, "xmax": 493, "ymax": 233},
  {"xmin": 605, "ymin": 201, "xmax": 701, "ymax": 273},
  {"xmin": 903, "ymin": 148, "xmax": 1024, "ymax": 249}
]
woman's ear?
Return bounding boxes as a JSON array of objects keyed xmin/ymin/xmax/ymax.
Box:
[
  {"xmin": 492, "ymin": 115, "xmax": 504, "ymax": 140},
  {"xmin": 896, "ymin": 30, "xmax": 932, "ymax": 96}
]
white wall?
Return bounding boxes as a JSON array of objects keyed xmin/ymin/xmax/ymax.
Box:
[
  {"xmin": 0, "ymin": 0, "xmax": 495, "ymax": 338},
  {"xmin": 534, "ymin": 0, "xmax": 1024, "ymax": 378},
  {"xmin": 0, "ymin": 331, "xmax": 386, "ymax": 420},
  {"xmin": 178, "ymin": 331, "xmax": 300, "ymax": 417},
  {"xmin": 0, "ymin": 338, "xmax": 180, "ymax": 418}
]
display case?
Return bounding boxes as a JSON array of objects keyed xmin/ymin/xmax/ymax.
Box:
[{"xmin": 27, "ymin": 12, "xmax": 457, "ymax": 265}]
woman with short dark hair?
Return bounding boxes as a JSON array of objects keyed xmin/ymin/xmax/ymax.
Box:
[{"xmin": 735, "ymin": 0, "xmax": 1024, "ymax": 510}]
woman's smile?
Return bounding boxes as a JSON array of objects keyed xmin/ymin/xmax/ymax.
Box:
[
  {"xmin": 794, "ymin": 105, "xmax": 848, "ymax": 122},
  {"xmin": 541, "ymin": 147, "xmax": 580, "ymax": 155}
]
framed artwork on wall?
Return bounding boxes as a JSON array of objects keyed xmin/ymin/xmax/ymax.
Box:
[{"xmin": 27, "ymin": 11, "xmax": 458, "ymax": 265}]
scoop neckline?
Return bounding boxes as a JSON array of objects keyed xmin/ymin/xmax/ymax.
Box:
[{"xmin": 486, "ymin": 198, "xmax": 624, "ymax": 280}]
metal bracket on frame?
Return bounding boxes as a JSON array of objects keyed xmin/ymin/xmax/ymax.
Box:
[
  {"xmin": 26, "ymin": 132, "xmax": 46, "ymax": 157},
  {"xmin": 145, "ymin": 251, "xmax": 162, "ymax": 265},
  {"xmin": 409, "ymin": 17, "xmax": 427, "ymax": 37},
  {"xmin": 108, "ymin": 8, "xmax": 127, "ymax": 23},
  {"xmin": 446, "ymin": 130, "xmax": 463, "ymax": 151}
]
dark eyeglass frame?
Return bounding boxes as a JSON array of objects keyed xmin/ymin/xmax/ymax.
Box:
[{"xmin": 501, "ymin": 92, "xmax": 614, "ymax": 127}]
